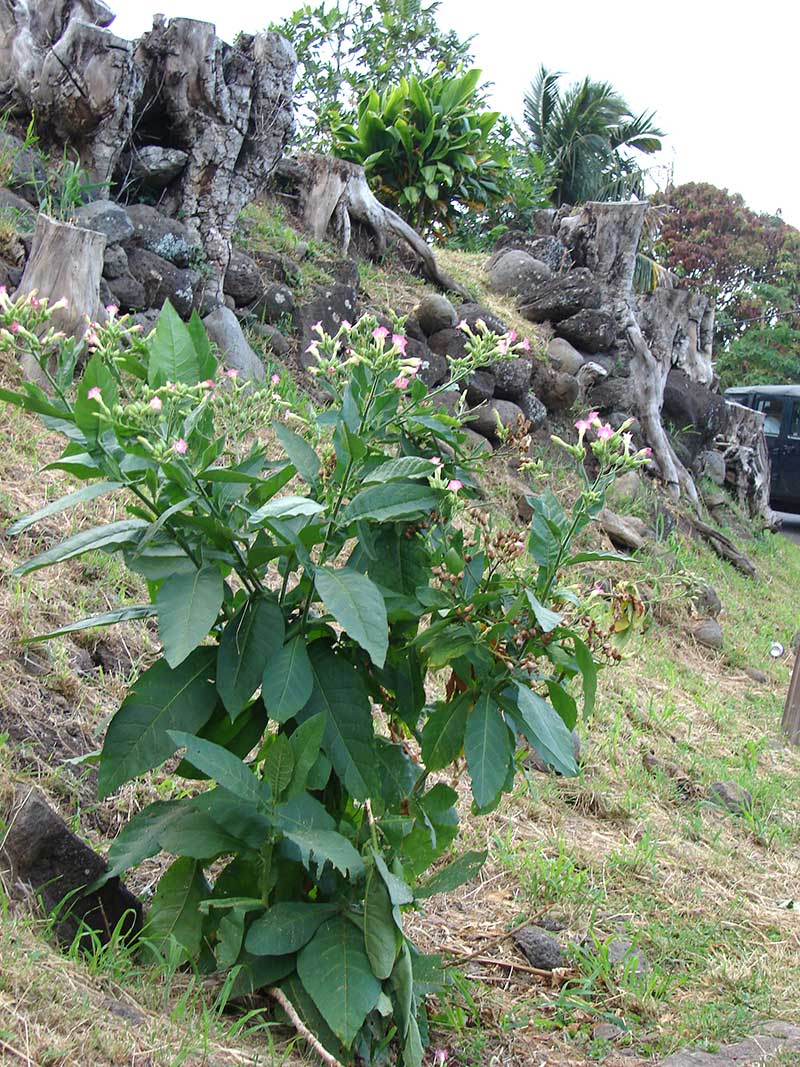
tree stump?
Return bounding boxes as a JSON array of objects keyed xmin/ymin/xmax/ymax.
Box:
[
  {"xmin": 782, "ymin": 648, "xmax": 800, "ymax": 747},
  {"xmin": 718, "ymin": 400, "xmax": 777, "ymax": 528}
]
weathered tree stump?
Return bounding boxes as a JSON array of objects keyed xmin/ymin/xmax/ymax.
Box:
[
  {"xmin": 276, "ymin": 155, "xmax": 469, "ymax": 299},
  {"xmin": 718, "ymin": 400, "xmax": 777, "ymax": 527},
  {"xmin": 782, "ymin": 648, "xmax": 800, "ymax": 747}
]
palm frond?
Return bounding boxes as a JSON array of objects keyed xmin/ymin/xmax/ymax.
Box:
[{"xmin": 634, "ymin": 252, "xmax": 675, "ymax": 294}]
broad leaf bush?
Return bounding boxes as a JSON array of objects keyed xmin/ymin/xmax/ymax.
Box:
[{"xmin": 0, "ymin": 290, "xmax": 649, "ymax": 1065}]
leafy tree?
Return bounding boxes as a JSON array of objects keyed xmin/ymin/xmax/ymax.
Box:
[
  {"xmin": 270, "ymin": 0, "xmax": 473, "ymax": 148},
  {"xmin": 332, "ymin": 70, "xmax": 506, "ymax": 235},
  {"xmin": 522, "ymin": 65, "xmax": 663, "ymax": 206}
]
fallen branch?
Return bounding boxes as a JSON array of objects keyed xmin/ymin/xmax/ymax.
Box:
[
  {"xmin": 267, "ymin": 986, "xmax": 346, "ymax": 1067},
  {"xmin": 688, "ymin": 515, "xmax": 757, "ymax": 578},
  {"xmin": 442, "ymin": 910, "xmax": 548, "ymax": 969}
]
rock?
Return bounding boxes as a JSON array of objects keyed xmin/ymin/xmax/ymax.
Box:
[
  {"xmin": 203, "ymin": 306, "xmax": 265, "ymax": 383},
  {"xmin": 518, "ymin": 267, "xmax": 602, "ymax": 324},
  {"xmin": 468, "ymin": 399, "xmax": 526, "ymax": 439},
  {"xmin": 532, "ymin": 364, "xmax": 579, "ymax": 413},
  {"xmin": 295, "ymin": 283, "xmax": 358, "ymax": 368},
  {"xmin": 126, "ymin": 248, "xmax": 199, "ymax": 318},
  {"xmin": 658, "ymin": 1021, "xmax": 800, "ymax": 1066},
  {"xmin": 122, "ymin": 145, "xmax": 188, "ymax": 187},
  {"xmin": 0, "ymin": 130, "xmax": 46, "ymax": 205},
  {"xmin": 593, "ymin": 1023, "xmax": 624, "ymax": 1043},
  {"xmin": 698, "ymin": 449, "xmax": 726, "ymax": 486},
  {"xmin": 410, "ymin": 341, "xmax": 448, "ymax": 388},
  {"xmin": 693, "ymin": 618, "xmax": 723, "ymax": 651},
  {"xmin": 224, "ymin": 249, "xmax": 263, "ymax": 307},
  {"xmin": 744, "ymin": 667, "xmax": 768, "ymax": 684},
  {"xmin": 415, "ymin": 293, "xmax": 457, "ymax": 336},
  {"xmin": 589, "ymin": 374, "xmax": 633, "ymax": 415},
  {"xmin": 253, "ymin": 249, "xmax": 301, "ymax": 286},
  {"xmin": 576, "ymin": 361, "xmax": 609, "ymax": 400},
  {"xmin": 75, "ymin": 199, "xmax": 134, "ymax": 243},
  {"xmin": 708, "ymin": 780, "xmax": 752, "ymax": 815},
  {"xmin": 250, "ymin": 322, "xmax": 289, "ymax": 357},
  {"xmin": 488, "ymin": 250, "xmax": 551, "ymax": 297},
  {"xmin": 606, "ymin": 471, "xmax": 642, "ymax": 509},
  {"xmin": 493, "ymin": 357, "xmax": 532, "ymax": 401},
  {"xmin": 702, "ymin": 487, "xmax": 726, "ymax": 510},
  {"xmin": 662, "ymin": 369, "xmax": 726, "ymax": 462},
  {"xmin": 605, "ymin": 938, "xmax": 649, "ymax": 976},
  {"xmin": 493, "ymin": 230, "xmax": 569, "ymax": 273},
  {"xmin": 465, "ymin": 369, "xmax": 495, "ymax": 406},
  {"xmin": 518, "ymin": 390, "xmax": 548, "ymax": 430},
  {"xmin": 456, "ymin": 302, "xmax": 507, "ymax": 336},
  {"xmin": 513, "ymin": 926, "xmax": 565, "ymax": 970},
  {"xmin": 461, "ymin": 426, "xmax": 493, "ymax": 455},
  {"xmin": 427, "ymin": 327, "xmax": 468, "ymax": 362},
  {"xmin": 105, "ymin": 271, "xmax": 147, "ymax": 312},
  {"xmin": 125, "ymin": 204, "xmax": 199, "ymax": 268},
  {"xmin": 555, "ymin": 307, "xmax": 616, "ymax": 353},
  {"xmin": 102, "ymin": 243, "xmax": 128, "ymax": 280},
  {"xmin": 0, "ymin": 186, "xmax": 36, "ymax": 218},
  {"xmin": 547, "ymin": 337, "xmax": 585, "ymax": 376},
  {"xmin": 0, "ymin": 787, "xmax": 142, "ymax": 945},
  {"xmin": 432, "ymin": 389, "xmax": 464, "ymax": 419},
  {"xmin": 693, "ymin": 584, "xmax": 722, "ymax": 619},
  {"xmin": 252, "ymin": 283, "xmax": 294, "ymax": 323}
]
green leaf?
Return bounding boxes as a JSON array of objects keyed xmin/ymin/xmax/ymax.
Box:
[
  {"xmin": 364, "ymin": 867, "xmax": 398, "ymax": 979},
  {"xmin": 246, "ymin": 902, "xmax": 339, "ymax": 956},
  {"xmin": 98, "ymin": 649, "xmax": 217, "ymax": 797},
  {"xmin": 217, "ymin": 596, "xmax": 285, "ymax": 717},
  {"xmin": 74, "ymin": 352, "xmax": 117, "ymax": 445},
  {"xmin": 7, "ymin": 481, "xmax": 122, "ymax": 537},
  {"xmin": 573, "ymin": 636, "xmax": 598, "ymax": 718},
  {"xmin": 12, "ymin": 519, "xmax": 147, "ymax": 577},
  {"xmin": 367, "ymin": 525, "xmax": 428, "ymax": 598},
  {"xmin": 566, "ymin": 551, "xmax": 640, "ymax": 565},
  {"xmin": 342, "ymin": 483, "xmax": 440, "ymax": 524},
  {"xmin": 167, "ymin": 731, "xmax": 266, "ymax": 806},
  {"xmin": 315, "ymin": 565, "xmax": 388, "ymax": 668},
  {"xmin": 176, "ymin": 699, "xmax": 267, "ymax": 779},
  {"xmin": 157, "ymin": 565, "xmax": 223, "ymax": 668},
  {"xmin": 262, "ymin": 637, "xmax": 314, "ymax": 723},
  {"xmin": 185, "ymin": 309, "xmax": 217, "ymax": 381},
  {"xmin": 286, "ymin": 712, "xmax": 327, "ymax": 797},
  {"xmin": 390, "ymin": 943, "xmax": 414, "ymax": 1039},
  {"xmin": 402, "ymin": 1016, "xmax": 424, "ymax": 1067},
  {"xmin": 145, "ymin": 857, "xmax": 209, "ymax": 961},
  {"xmin": 510, "ymin": 683, "xmax": 577, "ymax": 777},
  {"xmin": 421, "ymin": 696, "xmax": 469, "ymax": 772},
  {"xmin": 102, "ymin": 799, "xmax": 190, "ymax": 879},
  {"xmin": 362, "ymin": 457, "xmax": 437, "ymax": 484},
  {"xmin": 148, "ymin": 301, "xmax": 206, "ymax": 387},
  {"xmin": 156, "ymin": 808, "xmax": 250, "ymax": 860},
  {"xmin": 274, "ymin": 422, "xmax": 321, "ymax": 486},
  {"xmin": 415, "ymin": 849, "xmax": 487, "ymax": 899},
  {"xmin": 262, "ymin": 733, "xmax": 294, "ymax": 798},
  {"xmin": 249, "ymin": 495, "xmax": 325, "ymax": 524},
  {"xmin": 526, "ymin": 590, "xmax": 563, "ymax": 633},
  {"xmin": 24, "ymin": 604, "xmax": 156, "ymax": 643},
  {"xmin": 297, "ymin": 917, "xmax": 382, "ymax": 1047},
  {"xmin": 229, "ymin": 952, "xmax": 295, "ymax": 998},
  {"xmin": 464, "ymin": 692, "xmax": 514, "ymax": 810},
  {"xmin": 283, "ymin": 829, "xmax": 364, "ymax": 879},
  {"xmin": 303, "ymin": 643, "xmax": 379, "ymax": 801},
  {"xmin": 216, "ymin": 909, "xmax": 246, "ymax": 970}
]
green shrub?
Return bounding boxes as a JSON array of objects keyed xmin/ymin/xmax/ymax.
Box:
[{"xmin": 0, "ymin": 295, "xmax": 648, "ymax": 1065}]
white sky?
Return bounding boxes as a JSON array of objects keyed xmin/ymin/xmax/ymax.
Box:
[{"xmin": 111, "ymin": 0, "xmax": 800, "ymax": 227}]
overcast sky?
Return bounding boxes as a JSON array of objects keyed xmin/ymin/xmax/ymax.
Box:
[{"xmin": 111, "ymin": 0, "xmax": 800, "ymax": 227}]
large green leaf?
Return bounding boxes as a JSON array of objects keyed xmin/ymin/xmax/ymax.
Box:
[
  {"xmin": 246, "ymin": 902, "xmax": 339, "ymax": 956},
  {"xmin": 415, "ymin": 849, "xmax": 487, "ymax": 899},
  {"xmin": 24, "ymin": 604, "xmax": 156, "ymax": 643},
  {"xmin": 283, "ymin": 829, "xmax": 364, "ymax": 879},
  {"xmin": 144, "ymin": 857, "xmax": 209, "ymax": 960},
  {"xmin": 274, "ymin": 422, "xmax": 321, "ymax": 486},
  {"xmin": 12, "ymin": 519, "xmax": 147, "ymax": 577},
  {"xmin": 420, "ymin": 696, "xmax": 469, "ymax": 772},
  {"xmin": 367, "ymin": 525, "xmax": 428, "ymax": 597},
  {"xmin": 362, "ymin": 457, "xmax": 437, "ymax": 485},
  {"xmin": 148, "ymin": 300, "xmax": 212, "ymax": 387},
  {"xmin": 175, "ymin": 699, "xmax": 267, "ymax": 779},
  {"xmin": 156, "ymin": 565, "xmax": 223, "ymax": 668},
  {"xmin": 464, "ymin": 692, "xmax": 514, "ymax": 810},
  {"xmin": 364, "ymin": 867, "xmax": 398, "ymax": 979},
  {"xmin": 315, "ymin": 565, "xmax": 388, "ymax": 668},
  {"xmin": 249, "ymin": 495, "xmax": 325, "ymax": 525},
  {"xmin": 262, "ymin": 637, "xmax": 314, "ymax": 723},
  {"xmin": 297, "ymin": 917, "xmax": 382, "ymax": 1046},
  {"xmin": 509, "ymin": 683, "xmax": 577, "ymax": 777},
  {"xmin": 98, "ymin": 649, "xmax": 217, "ymax": 797},
  {"xmin": 286, "ymin": 712, "xmax": 327, "ymax": 797},
  {"xmin": 217, "ymin": 596, "xmax": 285, "ymax": 717},
  {"xmin": 303, "ymin": 643, "xmax": 379, "ymax": 801},
  {"xmin": 342, "ymin": 483, "xmax": 440, "ymax": 524},
  {"xmin": 167, "ymin": 731, "xmax": 267, "ymax": 806},
  {"xmin": 261, "ymin": 733, "xmax": 294, "ymax": 798},
  {"xmin": 7, "ymin": 481, "xmax": 122, "ymax": 537}
]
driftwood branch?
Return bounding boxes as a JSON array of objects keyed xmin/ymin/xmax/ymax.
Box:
[
  {"xmin": 267, "ymin": 986, "xmax": 345, "ymax": 1067},
  {"xmin": 688, "ymin": 515, "xmax": 757, "ymax": 578}
]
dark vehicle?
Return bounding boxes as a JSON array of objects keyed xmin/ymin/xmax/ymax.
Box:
[{"xmin": 725, "ymin": 384, "xmax": 800, "ymax": 513}]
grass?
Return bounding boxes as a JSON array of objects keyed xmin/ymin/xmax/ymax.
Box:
[{"xmin": 1, "ymin": 232, "xmax": 800, "ymax": 1066}]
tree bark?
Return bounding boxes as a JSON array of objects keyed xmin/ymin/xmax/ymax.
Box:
[
  {"xmin": 276, "ymin": 154, "xmax": 470, "ymax": 299},
  {"xmin": 718, "ymin": 400, "xmax": 777, "ymax": 527}
]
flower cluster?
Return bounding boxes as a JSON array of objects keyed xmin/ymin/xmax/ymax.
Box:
[{"xmin": 553, "ymin": 411, "xmax": 652, "ymax": 471}]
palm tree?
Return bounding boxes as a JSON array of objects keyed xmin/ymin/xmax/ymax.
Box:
[{"xmin": 523, "ymin": 66, "xmax": 663, "ymax": 206}]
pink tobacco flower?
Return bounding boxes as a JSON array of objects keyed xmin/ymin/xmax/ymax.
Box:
[
  {"xmin": 507, "ymin": 329, "xmax": 518, "ymax": 343},
  {"xmin": 497, "ymin": 338, "xmax": 509, "ymax": 355},
  {"xmin": 393, "ymin": 375, "xmax": 410, "ymax": 390},
  {"xmin": 521, "ymin": 336, "xmax": 531, "ymax": 351},
  {"xmin": 433, "ymin": 1050, "xmax": 449, "ymax": 1066},
  {"xmin": 87, "ymin": 386, "xmax": 102, "ymax": 401},
  {"xmin": 457, "ymin": 318, "xmax": 468, "ymax": 331},
  {"xmin": 597, "ymin": 423, "xmax": 614, "ymax": 441},
  {"xmin": 226, "ymin": 367, "xmax": 239, "ymax": 380},
  {"xmin": 270, "ymin": 373, "xmax": 281, "ymax": 385},
  {"xmin": 587, "ymin": 410, "xmax": 601, "ymax": 426},
  {"xmin": 149, "ymin": 396, "xmax": 163, "ymax": 411},
  {"xmin": 575, "ymin": 417, "xmax": 592, "ymax": 433},
  {"xmin": 105, "ymin": 303, "xmax": 119, "ymax": 316},
  {"xmin": 392, "ymin": 333, "xmax": 407, "ymax": 354},
  {"xmin": 432, "ymin": 456, "xmax": 443, "ymax": 467},
  {"xmin": 172, "ymin": 438, "xmax": 188, "ymax": 455},
  {"xmin": 372, "ymin": 325, "xmax": 390, "ymax": 342},
  {"xmin": 201, "ymin": 378, "xmax": 215, "ymax": 390},
  {"xmin": 10, "ymin": 321, "xmax": 20, "ymax": 334},
  {"xmin": 644, "ymin": 446, "xmax": 653, "ymax": 457},
  {"xmin": 447, "ymin": 479, "xmax": 463, "ymax": 492}
]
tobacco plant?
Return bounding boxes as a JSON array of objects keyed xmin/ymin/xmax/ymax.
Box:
[{"xmin": 0, "ymin": 291, "xmax": 649, "ymax": 1065}]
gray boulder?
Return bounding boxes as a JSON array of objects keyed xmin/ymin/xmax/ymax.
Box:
[
  {"xmin": 428, "ymin": 327, "xmax": 468, "ymax": 362},
  {"xmin": 518, "ymin": 390, "xmax": 548, "ymax": 429},
  {"xmin": 123, "ymin": 146, "xmax": 188, "ymax": 187},
  {"xmin": 519, "ymin": 267, "xmax": 603, "ymax": 324},
  {"xmin": 697, "ymin": 449, "xmax": 726, "ymax": 486},
  {"xmin": 76, "ymin": 200, "xmax": 134, "ymax": 243},
  {"xmin": 488, "ymin": 250, "xmax": 551, "ymax": 297},
  {"xmin": 416, "ymin": 293, "xmax": 457, "ymax": 336},
  {"xmin": 693, "ymin": 618, "xmax": 723, "ymax": 651},
  {"xmin": 461, "ymin": 426, "xmax": 493, "ymax": 455},
  {"xmin": 532, "ymin": 364, "xmax": 580, "ymax": 413},
  {"xmin": 203, "ymin": 306, "xmax": 265, "ymax": 382},
  {"xmin": 102, "ymin": 243, "xmax": 128, "ymax": 280},
  {"xmin": 554, "ymin": 307, "xmax": 616, "ymax": 353},
  {"xmin": 126, "ymin": 247, "xmax": 199, "ymax": 318},
  {"xmin": 514, "ymin": 927, "xmax": 565, "ymax": 970},
  {"xmin": 455, "ymin": 302, "xmax": 508, "ymax": 335},
  {"xmin": 295, "ymin": 283, "xmax": 358, "ymax": 368},
  {"xmin": 693, "ymin": 584, "xmax": 722, "ymax": 618},
  {"xmin": 106, "ymin": 272, "xmax": 147, "ymax": 312},
  {"xmin": 224, "ymin": 249, "xmax": 263, "ymax": 307},
  {"xmin": 492, "ymin": 357, "xmax": 532, "ymax": 401},
  {"xmin": 252, "ymin": 283, "xmax": 294, "ymax": 323},
  {"xmin": 493, "ymin": 230, "xmax": 570, "ymax": 273},
  {"xmin": 250, "ymin": 322, "xmax": 289, "ymax": 357},
  {"xmin": 0, "ymin": 130, "xmax": 46, "ymax": 205},
  {"xmin": 125, "ymin": 204, "xmax": 199, "ymax": 268},
  {"xmin": 468, "ymin": 398, "xmax": 525, "ymax": 439},
  {"xmin": 662, "ymin": 369, "xmax": 726, "ymax": 462},
  {"xmin": 547, "ymin": 337, "xmax": 585, "ymax": 376},
  {"xmin": 708, "ymin": 780, "xmax": 752, "ymax": 815},
  {"xmin": 465, "ymin": 369, "xmax": 495, "ymax": 406},
  {"xmin": 414, "ymin": 342, "xmax": 448, "ymax": 388}
]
